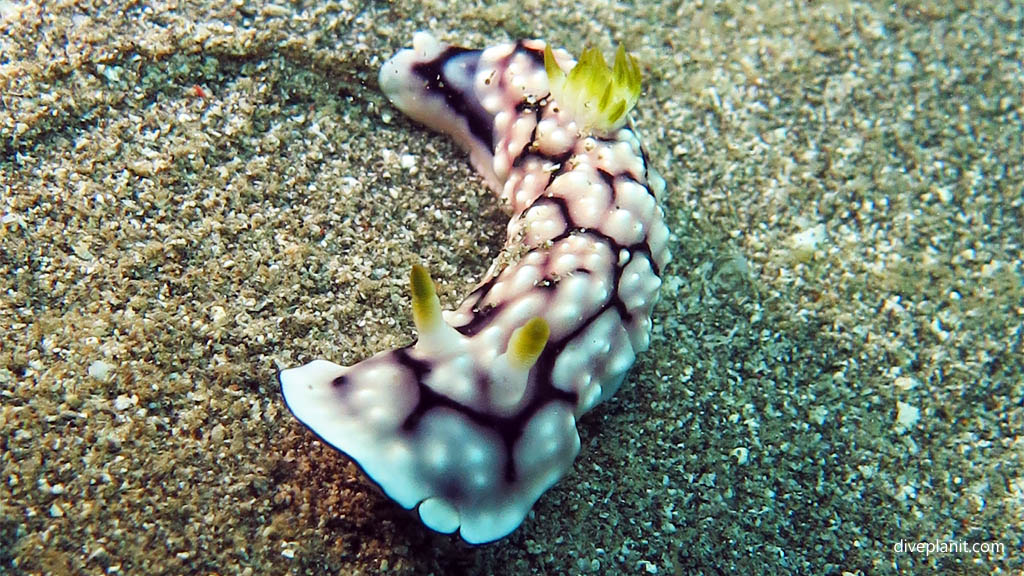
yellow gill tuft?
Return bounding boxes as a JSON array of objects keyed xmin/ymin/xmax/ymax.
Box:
[{"xmin": 545, "ymin": 43, "xmax": 641, "ymax": 133}]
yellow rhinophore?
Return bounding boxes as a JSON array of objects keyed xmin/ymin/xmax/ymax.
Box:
[
  {"xmin": 410, "ymin": 263, "xmax": 443, "ymax": 333},
  {"xmin": 490, "ymin": 316, "xmax": 551, "ymax": 411},
  {"xmin": 409, "ymin": 263, "xmax": 464, "ymax": 353},
  {"xmin": 507, "ymin": 317, "xmax": 550, "ymax": 370},
  {"xmin": 545, "ymin": 43, "xmax": 642, "ymax": 133}
]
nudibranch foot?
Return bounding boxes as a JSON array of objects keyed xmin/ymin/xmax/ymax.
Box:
[{"xmin": 280, "ymin": 33, "xmax": 670, "ymax": 544}]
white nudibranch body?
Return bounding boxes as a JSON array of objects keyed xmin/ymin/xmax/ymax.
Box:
[{"xmin": 279, "ymin": 33, "xmax": 671, "ymax": 544}]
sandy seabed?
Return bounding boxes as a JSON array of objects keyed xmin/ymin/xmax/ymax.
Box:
[{"xmin": 1, "ymin": 1, "xmax": 1021, "ymax": 574}]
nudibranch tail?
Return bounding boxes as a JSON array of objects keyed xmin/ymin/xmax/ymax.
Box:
[
  {"xmin": 281, "ymin": 33, "xmax": 669, "ymax": 544},
  {"xmin": 544, "ymin": 43, "xmax": 642, "ymax": 133}
]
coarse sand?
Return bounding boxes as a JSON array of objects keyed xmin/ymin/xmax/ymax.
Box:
[{"xmin": 1, "ymin": 1, "xmax": 1021, "ymax": 574}]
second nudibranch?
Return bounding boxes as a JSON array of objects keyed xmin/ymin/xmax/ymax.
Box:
[{"xmin": 280, "ymin": 33, "xmax": 671, "ymax": 544}]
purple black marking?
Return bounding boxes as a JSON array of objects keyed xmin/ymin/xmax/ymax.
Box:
[
  {"xmin": 411, "ymin": 46, "xmax": 495, "ymax": 150},
  {"xmin": 391, "ymin": 346, "xmax": 576, "ymax": 483}
]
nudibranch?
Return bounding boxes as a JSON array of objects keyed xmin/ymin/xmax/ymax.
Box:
[{"xmin": 280, "ymin": 33, "xmax": 670, "ymax": 544}]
